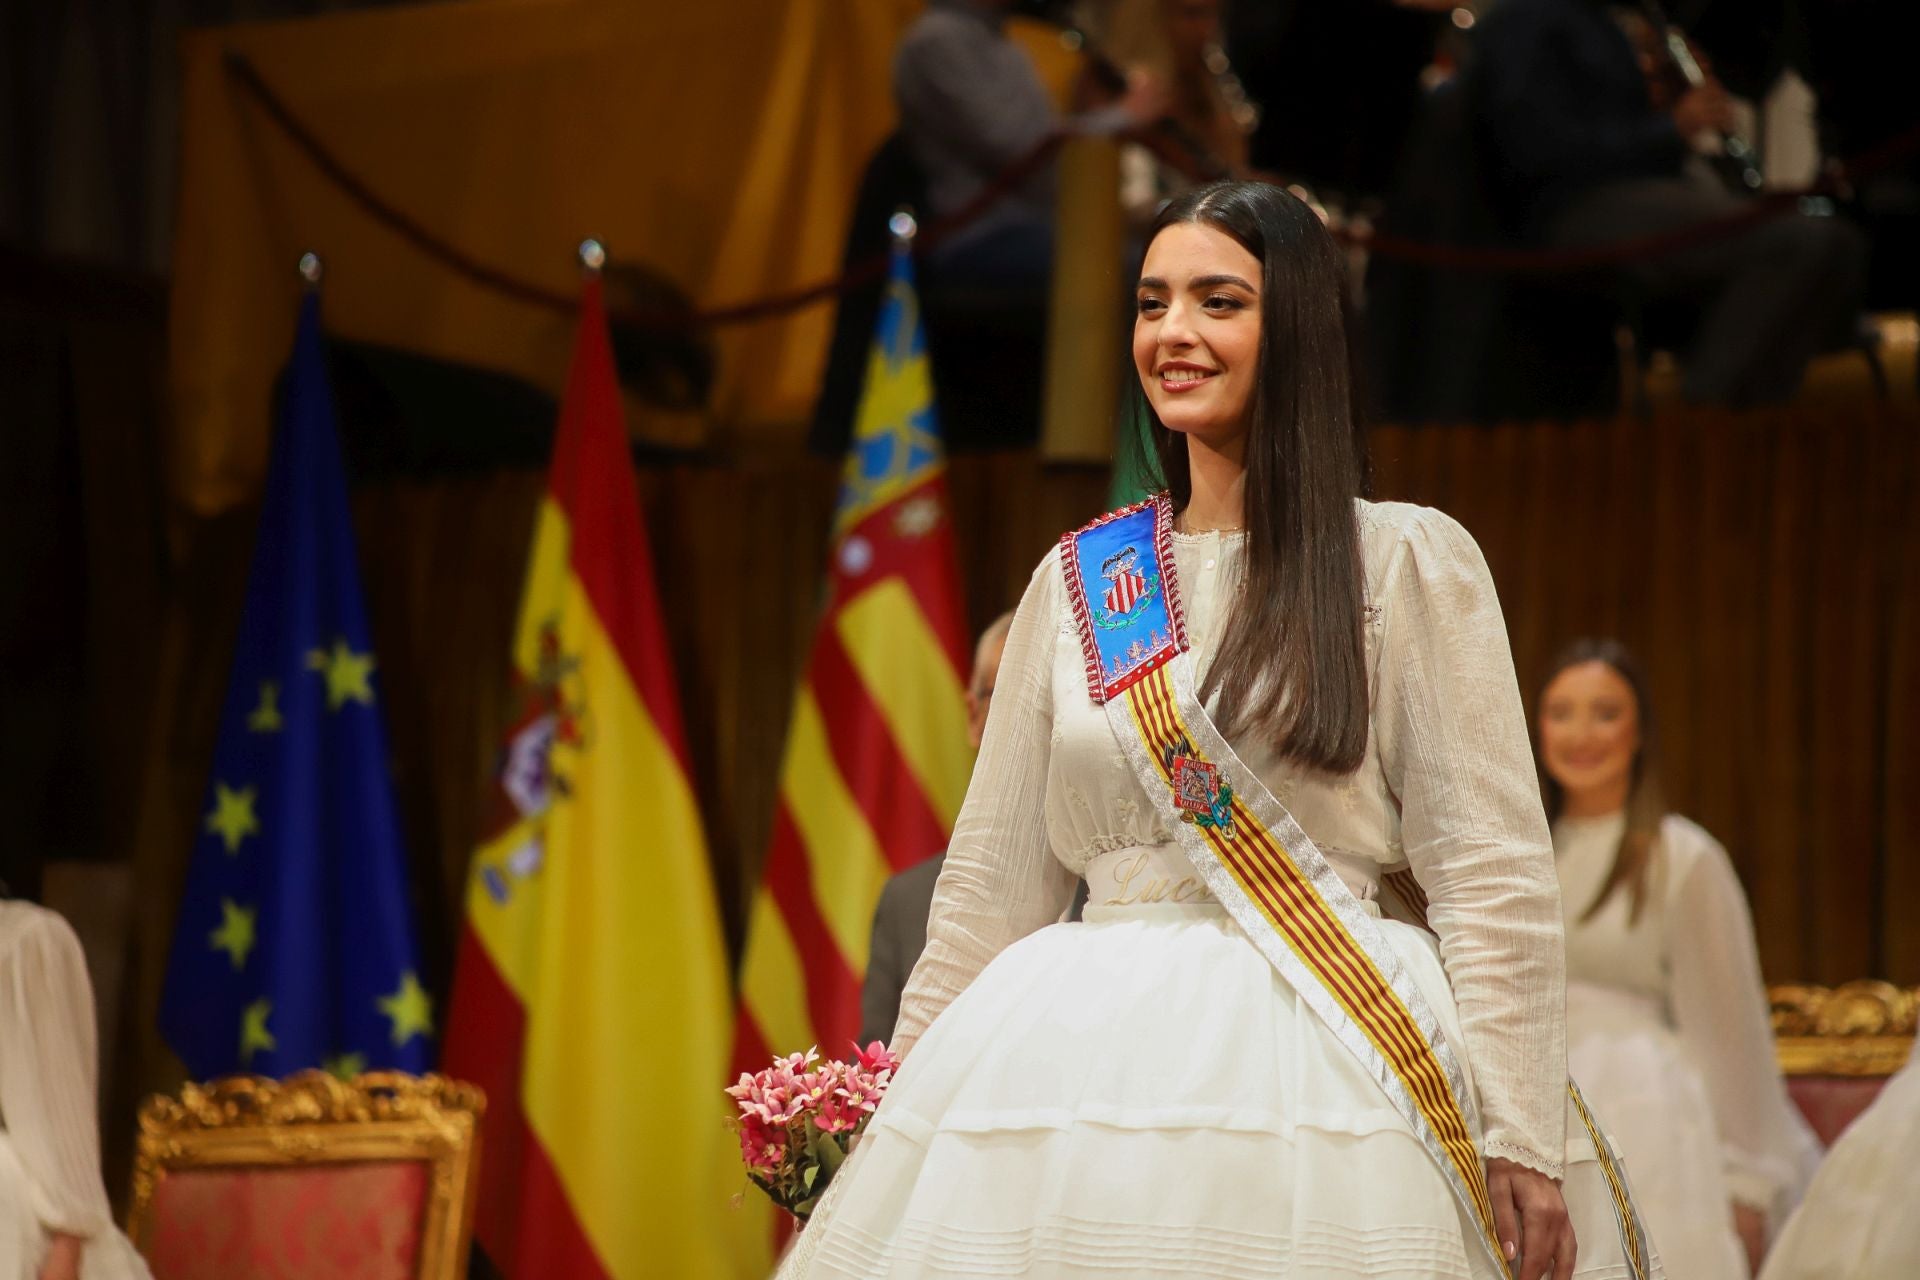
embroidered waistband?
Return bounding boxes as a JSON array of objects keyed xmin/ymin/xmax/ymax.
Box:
[
  {"xmin": 1084, "ymin": 843, "xmax": 1383, "ymax": 917},
  {"xmin": 1085, "ymin": 844, "xmax": 1217, "ymax": 910}
]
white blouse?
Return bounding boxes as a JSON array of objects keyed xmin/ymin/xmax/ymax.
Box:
[
  {"xmin": 894, "ymin": 500, "xmax": 1570, "ymax": 1177},
  {"xmin": 1557, "ymin": 812, "xmax": 1818, "ymax": 1210},
  {"xmin": 0, "ymin": 901, "xmax": 148, "ymax": 1278}
]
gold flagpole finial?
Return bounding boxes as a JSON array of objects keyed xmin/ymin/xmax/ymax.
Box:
[
  {"xmin": 298, "ymin": 252, "xmax": 323, "ymax": 287},
  {"xmin": 579, "ymin": 238, "xmax": 607, "ymax": 272}
]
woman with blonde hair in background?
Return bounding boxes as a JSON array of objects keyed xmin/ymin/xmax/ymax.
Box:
[{"xmin": 1535, "ymin": 639, "xmax": 1820, "ymax": 1279}]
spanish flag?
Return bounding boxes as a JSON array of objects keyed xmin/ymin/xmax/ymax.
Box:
[
  {"xmin": 442, "ymin": 264, "xmax": 748, "ymax": 1277},
  {"xmin": 735, "ymin": 241, "xmax": 970, "ymax": 1081}
]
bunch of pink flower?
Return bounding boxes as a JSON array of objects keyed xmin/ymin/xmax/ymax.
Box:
[{"xmin": 726, "ymin": 1041, "xmax": 901, "ymax": 1220}]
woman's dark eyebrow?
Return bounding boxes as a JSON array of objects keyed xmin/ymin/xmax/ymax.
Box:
[{"xmin": 1134, "ymin": 274, "xmax": 1257, "ymax": 292}]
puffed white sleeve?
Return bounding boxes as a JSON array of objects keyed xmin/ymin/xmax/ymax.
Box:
[
  {"xmin": 889, "ymin": 550, "xmax": 1076, "ymax": 1056},
  {"xmin": 0, "ymin": 903, "xmax": 117, "ymax": 1240},
  {"xmin": 1372, "ymin": 507, "xmax": 1569, "ymax": 1178},
  {"xmin": 1662, "ymin": 819, "xmax": 1821, "ymax": 1217}
]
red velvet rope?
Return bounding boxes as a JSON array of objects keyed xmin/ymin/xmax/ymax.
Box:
[{"xmin": 224, "ymin": 51, "xmax": 1920, "ymax": 329}]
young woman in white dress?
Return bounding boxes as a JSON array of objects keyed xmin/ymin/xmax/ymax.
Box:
[
  {"xmin": 779, "ymin": 181, "xmax": 1656, "ymax": 1279},
  {"xmin": 0, "ymin": 894, "xmax": 152, "ymax": 1280},
  {"xmin": 1535, "ymin": 641, "xmax": 1820, "ymax": 1280}
]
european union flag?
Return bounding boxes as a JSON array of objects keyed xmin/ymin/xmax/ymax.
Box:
[{"xmin": 160, "ymin": 288, "xmax": 432, "ymax": 1080}]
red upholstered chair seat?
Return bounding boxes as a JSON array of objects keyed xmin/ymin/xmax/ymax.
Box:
[
  {"xmin": 1787, "ymin": 1075, "xmax": 1896, "ymax": 1148},
  {"xmin": 128, "ymin": 1073, "xmax": 483, "ymax": 1280},
  {"xmin": 145, "ymin": 1161, "xmax": 428, "ymax": 1280},
  {"xmin": 1771, "ymin": 981, "xmax": 1917, "ymax": 1148}
]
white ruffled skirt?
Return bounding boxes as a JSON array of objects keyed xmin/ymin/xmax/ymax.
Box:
[{"xmin": 783, "ymin": 901, "xmax": 1659, "ymax": 1279}]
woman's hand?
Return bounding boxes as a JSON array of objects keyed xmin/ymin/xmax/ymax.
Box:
[
  {"xmin": 1487, "ymin": 1157, "xmax": 1576, "ymax": 1280},
  {"xmin": 1733, "ymin": 1202, "xmax": 1767, "ymax": 1275},
  {"xmin": 37, "ymin": 1234, "xmax": 82, "ymax": 1280}
]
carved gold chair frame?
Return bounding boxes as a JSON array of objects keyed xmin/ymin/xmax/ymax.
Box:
[
  {"xmin": 1771, "ymin": 980, "xmax": 1918, "ymax": 1076},
  {"xmin": 127, "ymin": 1071, "xmax": 485, "ymax": 1280}
]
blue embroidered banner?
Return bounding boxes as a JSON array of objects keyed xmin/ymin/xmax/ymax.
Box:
[{"xmin": 1060, "ymin": 496, "xmax": 1187, "ymax": 703}]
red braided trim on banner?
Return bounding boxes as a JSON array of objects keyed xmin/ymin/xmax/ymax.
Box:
[
  {"xmin": 1058, "ymin": 518, "xmax": 1107, "ymax": 705},
  {"xmin": 1150, "ymin": 492, "xmax": 1190, "ymax": 652}
]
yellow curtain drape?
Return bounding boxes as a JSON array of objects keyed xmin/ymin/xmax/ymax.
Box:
[{"xmin": 170, "ymin": 0, "xmax": 921, "ymax": 517}]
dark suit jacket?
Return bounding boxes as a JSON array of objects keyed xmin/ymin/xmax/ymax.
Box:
[
  {"xmin": 858, "ymin": 855, "xmax": 1090, "ymax": 1048},
  {"xmin": 859, "ymin": 855, "xmax": 946, "ymax": 1049}
]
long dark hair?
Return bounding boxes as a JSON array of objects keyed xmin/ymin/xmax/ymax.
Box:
[
  {"xmin": 1534, "ymin": 638, "xmax": 1667, "ymax": 923},
  {"xmin": 1132, "ymin": 181, "xmax": 1371, "ymax": 773}
]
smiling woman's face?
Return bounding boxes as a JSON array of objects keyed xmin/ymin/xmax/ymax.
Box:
[
  {"xmin": 1133, "ymin": 221, "xmax": 1263, "ymax": 452},
  {"xmin": 1538, "ymin": 660, "xmax": 1642, "ymax": 804}
]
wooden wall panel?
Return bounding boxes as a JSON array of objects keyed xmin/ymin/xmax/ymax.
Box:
[{"xmin": 1372, "ymin": 403, "xmax": 1918, "ymax": 986}]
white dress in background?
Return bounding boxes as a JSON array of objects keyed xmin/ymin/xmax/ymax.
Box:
[
  {"xmin": 780, "ymin": 502, "xmax": 1660, "ymax": 1278},
  {"xmin": 1555, "ymin": 813, "xmax": 1821, "ymax": 1280},
  {"xmin": 1759, "ymin": 1050, "xmax": 1920, "ymax": 1280},
  {"xmin": 0, "ymin": 901, "xmax": 152, "ymax": 1280}
]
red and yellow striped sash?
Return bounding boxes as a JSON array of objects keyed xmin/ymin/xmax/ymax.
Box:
[
  {"xmin": 1118, "ymin": 663, "xmax": 1506, "ymax": 1265},
  {"xmin": 1570, "ymin": 1081, "xmax": 1651, "ymax": 1280}
]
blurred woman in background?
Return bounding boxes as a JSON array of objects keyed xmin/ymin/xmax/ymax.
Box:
[{"xmin": 1536, "ymin": 639, "xmax": 1820, "ymax": 1279}]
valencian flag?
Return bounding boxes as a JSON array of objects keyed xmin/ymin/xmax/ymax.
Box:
[
  {"xmin": 160, "ymin": 285, "xmax": 433, "ymax": 1081},
  {"xmin": 441, "ymin": 257, "xmax": 745, "ymax": 1278},
  {"xmin": 735, "ymin": 235, "xmax": 971, "ymax": 1079}
]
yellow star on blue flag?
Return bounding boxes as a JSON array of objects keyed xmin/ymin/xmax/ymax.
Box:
[
  {"xmin": 208, "ymin": 899, "xmax": 256, "ymax": 971},
  {"xmin": 306, "ymin": 638, "xmax": 376, "ymax": 710},
  {"xmin": 239, "ymin": 999, "xmax": 276, "ymax": 1064},
  {"xmin": 205, "ymin": 783, "xmax": 260, "ymax": 856},
  {"xmin": 377, "ymin": 971, "xmax": 435, "ymax": 1046}
]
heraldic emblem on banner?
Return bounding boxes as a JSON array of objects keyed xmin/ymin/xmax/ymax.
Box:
[
  {"xmin": 1061, "ymin": 495, "xmax": 1235, "ymax": 832},
  {"xmin": 1060, "ymin": 495, "xmax": 1189, "ymax": 703}
]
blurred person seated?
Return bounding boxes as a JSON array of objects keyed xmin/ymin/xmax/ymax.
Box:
[
  {"xmin": 1687, "ymin": 0, "xmax": 1920, "ymax": 319},
  {"xmin": 0, "ymin": 891, "xmax": 152, "ymax": 1280},
  {"xmin": 860, "ymin": 613, "xmax": 1012, "ymax": 1048},
  {"xmin": 860, "ymin": 612, "xmax": 1088, "ymax": 1047},
  {"xmin": 893, "ymin": 0, "xmax": 1165, "ymax": 300},
  {"xmin": 1076, "ymin": 0, "xmax": 1257, "ymax": 226},
  {"xmin": 1759, "ymin": 1048, "xmax": 1920, "ymax": 1280},
  {"xmin": 1473, "ymin": 0, "xmax": 1867, "ymax": 407},
  {"xmin": 1534, "ymin": 641, "xmax": 1820, "ymax": 1279}
]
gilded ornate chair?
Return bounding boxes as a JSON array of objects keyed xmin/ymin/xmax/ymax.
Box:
[
  {"xmin": 127, "ymin": 1072, "xmax": 484, "ymax": 1280},
  {"xmin": 1771, "ymin": 981, "xmax": 1917, "ymax": 1146}
]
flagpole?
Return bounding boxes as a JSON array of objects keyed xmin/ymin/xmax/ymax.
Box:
[
  {"xmin": 298, "ymin": 250, "xmax": 323, "ymax": 287},
  {"xmin": 579, "ymin": 237, "xmax": 606, "ymax": 273},
  {"xmin": 887, "ymin": 208, "xmax": 917, "ymax": 248}
]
